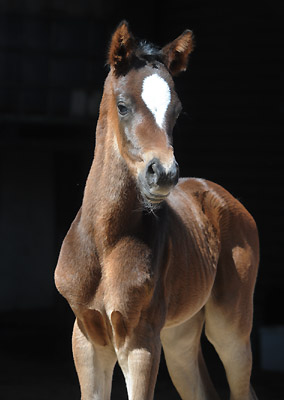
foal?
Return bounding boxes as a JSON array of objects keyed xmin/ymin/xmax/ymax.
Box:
[{"xmin": 55, "ymin": 21, "xmax": 259, "ymax": 400}]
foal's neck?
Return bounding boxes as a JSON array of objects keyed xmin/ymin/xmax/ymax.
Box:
[{"xmin": 81, "ymin": 96, "xmax": 142, "ymax": 254}]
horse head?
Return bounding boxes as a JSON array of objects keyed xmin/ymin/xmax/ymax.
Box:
[{"xmin": 106, "ymin": 21, "xmax": 193, "ymax": 204}]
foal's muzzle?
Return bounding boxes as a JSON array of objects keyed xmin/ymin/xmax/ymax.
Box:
[{"xmin": 139, "ymin": 158, "xmax": 179, "ymax": 203}]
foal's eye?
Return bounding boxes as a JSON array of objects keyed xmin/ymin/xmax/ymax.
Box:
[{"xmin": 117, "ymin": 103, "xmax": 129, "ymax": 116}]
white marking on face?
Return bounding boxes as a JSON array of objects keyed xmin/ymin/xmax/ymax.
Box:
[{"xmin": 141, "ymin": 74, "xmax": 171, "ymax": 129}]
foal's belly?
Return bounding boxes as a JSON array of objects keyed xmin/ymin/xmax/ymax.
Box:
[
  {"xmin": 163, "ymin": 276, "xmax": 214, "ymax": 329},
  {"xmin": 164, "ymin": 296, "xmax": 208, "ymax": 329}
]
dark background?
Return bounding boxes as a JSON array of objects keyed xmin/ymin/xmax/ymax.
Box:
[{"xmin": 0, "ymin": 0, "xmax": 283, "ymax": 399}]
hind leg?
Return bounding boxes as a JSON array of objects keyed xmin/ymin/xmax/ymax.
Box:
[
  {"xmin": 204, "ymin": 215, "xmax": 259, "ymax": 400},
  {"xmin": 205, "ymin": 298, "xmax": 257, "ymax": 400},
  {"xmin": 161, "ymin": 309, "xmax": 220, "ymax": 400},
  {"xmin": 204, "ymin": 245, "xmax": 258, "ymax": 400}
]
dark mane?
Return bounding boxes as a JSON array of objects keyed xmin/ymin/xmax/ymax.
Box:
[
  {"xmin": 126, "ymin": 40, "xmax": 165, "ymax": 71},
  {"xmin": 106, "ymin": 38, "xmax": 164, "ymax": 74},
  {"xmin": 135, "ymin": 39, "xmax": 164, "ymax": 65},
  {"xmin": 136, "ymin": 40, "xmax": 161, "ymax": 60},
  {"xmin": 107, "ymin": 21, "xmax": 167, "ymax": 75}
]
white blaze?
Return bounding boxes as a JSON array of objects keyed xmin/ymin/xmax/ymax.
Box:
[{"xmin": 141, "ymin": 74, "xmax": 171, "ymax": 129}]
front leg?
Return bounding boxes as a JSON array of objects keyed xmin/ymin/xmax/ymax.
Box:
[
  {"xmin": 115, "ymin": 319, "xmax": 161, "ymax": 400},
  {"xmin": 72, "ymin": 319, "xmax": 117, "ymax": 400}
]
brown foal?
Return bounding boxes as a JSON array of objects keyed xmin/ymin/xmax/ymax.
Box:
[{"xmin": 55, "ymin": 21, "xmax": 259, "ymax": 400}]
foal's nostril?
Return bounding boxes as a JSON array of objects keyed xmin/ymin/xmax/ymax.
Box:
[
  {"xmin": 146, "ymin": 159, "xmax": 161, "ymax": 186},
  {"xmin": 147, "ymin": 162, "xmax": 157, "ymax": 176},
  {"xmin": 145, "ymin": 158, "xmax": 179, "ymax": 189}
]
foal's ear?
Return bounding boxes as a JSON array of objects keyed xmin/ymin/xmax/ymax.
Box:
[
  {"xmin": 161, "ymin": 30, "xmax": 194, "ymax": 76},
  {"xmin": 108, "ymin": 20, "xmax": 136, "ymax": 76}
]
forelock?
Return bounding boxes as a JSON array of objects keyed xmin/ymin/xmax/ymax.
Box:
[{"xmin": 135, "ymin": 40, "xmax": 164, "ymax": 65}]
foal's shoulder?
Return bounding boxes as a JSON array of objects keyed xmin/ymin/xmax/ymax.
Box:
[{"xmin": 55, "ymin": 208, "xmax": 101, "ymax": 306}]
